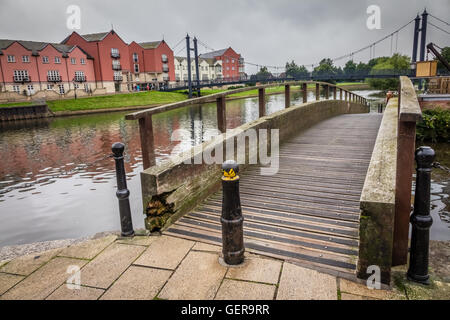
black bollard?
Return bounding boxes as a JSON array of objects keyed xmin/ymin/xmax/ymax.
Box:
[
  {"xmin": 112, "ymin": 142, "xmax": 135, "ymax": 237},
  {"xmin": 407, "ymin": 146, "xmax": 435, "ymax": 284},
  {"xmin": 221, "ymin": 160, "xmax": 245, "ymax": 265}
]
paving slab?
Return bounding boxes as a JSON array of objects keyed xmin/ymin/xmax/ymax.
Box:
[
  {"xmin": 134, "ymin": 236, "xmax": 194, "ymax": 270},
  {"xmin": 0, "ymin": 248, "xmax": 61, "ymax": 276},
  {"xmin": 158, "ymin": 251, "xmax": 227, "ymax": 300},
  {"xmin": 215, "ymin": 279, "xmax": 276, "ymax": 300},
  {"xmin": 46, "ymin": 284, "xmax": 104, "ymax": 300},
  {"xmin": 81, "ymin": 243, "xmax": 145, "ymax": 289},
  {"xmin": 101, "ymin": 266, "xmax": 172, "ymax": 300},
  {"xmin": 276, "ymin": 263, "xmax": 337, "ymax": 300},
  {"xmin": 58, "ymin": 235, "xmax": 117, "ymax": 260},
  {"xmin": 116, "ymin": 236, "xmax": 158, "ymax": 246},
  {"xmin": 192, "ymin": 242, "xmax": 221, "ymax": 253},
  {"xmin": 0, "ymin": 273, "xmax": 24, "ymax": 296},
  {"xmin": 340, "ymin": 278, "xmax": 395, "ymax": 300},
  {"xmin": 341, "ymin": 292, "xmax": 378, "ymax": 300},
  {"xmin": 226, "ymin": 257, "xmax": 282, "ymax": 285},
  {"xmin": 0, "ymin": 257, "xmax": 87, "ymax": 300}
]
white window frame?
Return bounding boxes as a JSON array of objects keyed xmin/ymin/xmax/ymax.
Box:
[
  {"xmin": 133, "ymin": 53, "xmax": 138, "ymax": 63},
  {"xmin": 22, "ymin": 55, "xmax": 30, "ymax": 63},
  {"xmin": 7, "ymin": 55, "xmax": 15, "ymax": 63},
  {"xmin": 47, "ymin": 70, "xmax": 60, "ymax": 81},
  {"xmin": 74, "ymin": 71, "xmax": 85, "ymax": 82},
  {"xmin": 42, "ymin": 56, "xmax": 49, "ymax": 64},
  {"xmin": 47, "ymin": 84, "xmax": 53, "ymax": 90},
  {"xmin": 80, "ymin": 58, "xmax": 86, "ymax": 65},
  {"xmin": 58, "ymin": 84, "xmax": 65, "ymax": 94},
  {"xmin": 55, "ymin": 56, "xmax": 61, "ymax": 64},
  {"xmin": 14, "ymin": 70, "xmax": 29, "ymax": 81},
  {"xmin": 13, "ymin": 85, "xmax": 20, "ymax": 93},
  {"xmin": 70, "ymin": 58, "xmax": 76, "ymax": 65}
]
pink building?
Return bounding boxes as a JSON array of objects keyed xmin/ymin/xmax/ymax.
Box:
[{"xmin": 0, "ymin": 39, "xmax": 95, "ymax": 96}]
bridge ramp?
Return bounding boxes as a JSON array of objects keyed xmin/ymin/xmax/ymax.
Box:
[{"xmin": 165, "ymin": 113, "xmax": 383, "ymax": 276}]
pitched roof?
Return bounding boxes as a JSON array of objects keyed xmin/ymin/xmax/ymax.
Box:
[
  {"xmin": 80, "ymin": 32, "xmax": 109, "ymax": 42},
  {"xmin": 139, "ymin": 41, "xmax": 161, "ymax": 49},
  {"xmin": 0, "ymin": 39, "xmax": 93, "ymax": 59},
  {"xmin": 199, "ymin": 48, "xmax": 228, "ymax": 59}
]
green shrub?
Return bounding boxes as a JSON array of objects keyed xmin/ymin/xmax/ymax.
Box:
[{"xmin": 416, "ymin": 108, "xmax": 450, "ymax": 142}]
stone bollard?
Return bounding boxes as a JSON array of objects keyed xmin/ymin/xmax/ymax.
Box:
[
  {"xmin": 112, "ymin": 142, "xmax": 135, "ymax": 237},
  {"xmin": 407, "ymin": 146, "xmax": 435, "ymax": 284},
  {"xmin": 221, "ymin": 160, "xmax": 245, "ymax": 265}
]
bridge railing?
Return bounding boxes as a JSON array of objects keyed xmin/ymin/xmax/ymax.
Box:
[
  {"xmin": 126, "ymin": 81, "xmax": 368, "ymax": 169},
  {"xmin": 392, "ymin": 76, "xmax": 423, "ymax": 266}
]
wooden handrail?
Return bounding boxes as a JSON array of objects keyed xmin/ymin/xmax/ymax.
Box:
[
  {"xmin": 392, "ymin": 76, "xmax": 423, "ymax": 266},
  {"xmin": 125, "ymin": 80, "xmax": 366, "ymax": 120},
  {"xmin": 125, "ymin": 80, "xmax": 369, "ymax": 169}
]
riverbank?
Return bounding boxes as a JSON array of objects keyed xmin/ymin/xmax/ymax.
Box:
[
  {"xmin": 0, "ymin": 231, "xmax": 448, "ymax": 300},
  {"xmin": 0, "ymin": 82, "xmax": 371, "ymax": 115}
]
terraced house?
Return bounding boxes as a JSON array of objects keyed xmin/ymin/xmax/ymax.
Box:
[{"xmin": 0, "ymin": 39, "xmax": 95, "ymax": 100}]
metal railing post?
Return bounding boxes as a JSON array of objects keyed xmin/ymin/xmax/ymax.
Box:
[
  {"xmin": 112, "ymin": 142, "xmax": 135, "ymax": 237},
  {"xmin": 407, "ymin": 147, "xmax": 435, "ymax": 285},
  {"xmin": 221, "ymin": 160, "xmax": 245, "ymax": 265}
]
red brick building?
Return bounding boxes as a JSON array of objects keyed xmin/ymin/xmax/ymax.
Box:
[
  {"xmin": 199, "ymin": 47, "xmax": 244, "ymax": 79},
  {"xmin": 0, "ymin": 39, "xmax": 95, "ymax": 97}
]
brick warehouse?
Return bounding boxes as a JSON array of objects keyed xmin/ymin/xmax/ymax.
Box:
[{"xmin": 0, "ymin": 30, "xmax": 243, "ymax": 102}]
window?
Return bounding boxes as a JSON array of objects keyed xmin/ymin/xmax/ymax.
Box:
[
  {"xmin": 134, "ymin": 64, "xmax": 139, "ymax": 73},
  {"xmin": 70, "ymin": 58, "xmax": 76, "ymax": 64},
  {"xmin": 114, "ymin": 71, "xmax": 122, "ymax": 81},
  {"xmin": 226, "ymin": 59, "xmax": 229, "ymax": 63},
  {"xmin": 80, "ymin": 58, "xmax": 86, "ymax": 65},
  {"xmin": 27, "ymin": 85, "xmax": 34, "ymax": 95},
  {"xmin": 232, "ymin": 66, "xmax": 235, "ymax": 71},
  {"xmin": 13, "ymin": 85, "xmax": 20, "ymax": 93},
  {"xmin": 111, "ymin": 48, "xmax": 119, "ymax": 58},
  {"xmin": 55, "ymin": 56, "xmax": 61, "ymax": 64},
  {"xmin": 226, "ymin": 67, "xmax": 229, "ymax": 71},
  {"xmin": 232, "ymin": 59, "xmax": 235, "ymax": 63},
  {"xmin": 47, "ymin": 70, "xmax": 60, "ymax": 82},
  {"xmin": 74, "ymin": 71, "xmax": 85, "ymax": 82},
  {"xmin": 7, "ymin": 55, "xmax": 15, "ymax": 63},
  {"xmin": 133, "ymin": 53, "xmax": 138, "ymax": 63},
  {"xmin": 22, "ymin": 55, "xmax": 30, "ymax": 63},
  {"xmin": 112, "ymin": 60, "xmax": 121, "ymax": 69},
  {"xmin": 161, "ymin": 54, "xmax": 168, "ymax": 62},
  {"xmin": 74, "ymin": 83, "xmax": 79, "ymax": 89},
  {"xmin": 47, "ymin": 84, "xmax": 53, "ymax": 90},
  {"xmin": 84, "ymin": 84, "xmax": 89, "ymax": 93},
  {"xmin": 42, "ymin": 56, "xmax": 49, "ymax": 64},
  {"xmin": 13, "ymin": 70, "xmax": 29, "ymax": 82},
  {"xmin": 58, "ymin": 84, "xmax": 65, "ymax": 94}
]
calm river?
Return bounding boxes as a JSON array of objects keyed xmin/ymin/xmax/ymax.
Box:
[{"xmin": 0, "ymin": 89, "xmax": 448, "ymax": 247}]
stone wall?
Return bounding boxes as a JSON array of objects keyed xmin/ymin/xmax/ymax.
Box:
[
  {"xmin": 140, "ymin": 100, "xmax": 369, "ymax": 232},
  {"xmin": 356, "ymin": 98, "xmax": 398, "ymax": 285}
]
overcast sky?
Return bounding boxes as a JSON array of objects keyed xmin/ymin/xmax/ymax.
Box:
[{"xmin": 1, "ymin": 0, "xmax": 449, "ymax": 74}]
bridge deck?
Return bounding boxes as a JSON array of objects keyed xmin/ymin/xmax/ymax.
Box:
[{"xmin": 165, "ymin": 113, "xmax": 383, "ymax": 276}]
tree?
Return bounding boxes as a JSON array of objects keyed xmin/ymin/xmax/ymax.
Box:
[
  {"xmin": 285, "ymin": 61, "xmax": 310, "ymax": 79},
  {"xmin": 436, "ymin": 46, "xmax": 450, "ymax": 73},
  {"xmin": 343, "ymin": 60, "xmax": 357, "ymax": 76},
  {"xmin": 312, "ymin": 58, "xmax": 339, "ymax": 81},
  {"xmin": 367, "ymin": 53, "xmax": 410, "ymax": 91},
  {"xmin": 252, "ymin": 66, "xmax": 272, "ymax": 80}
]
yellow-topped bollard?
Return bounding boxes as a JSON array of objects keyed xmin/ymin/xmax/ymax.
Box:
[{"xmin": 221, "ymin": 160, "xmax": 245, "ymax": 265}]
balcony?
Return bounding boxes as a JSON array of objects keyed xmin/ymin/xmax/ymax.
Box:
[
  {"xmin": 74, "ymin": 76, "xmax": 86, "ymax": 83},
  {"xmin": 112, "ymin": 64, "xmax": 122, "ymax": 71},
  {"xmin": 47, "ymin": 75, "xmax": 61, "ymax": 83},
  {"xmin": 111, "ymin": 52, "xmax": 120, "ymax": 59},
  {"xmin": 13, "ymin": 76, "xmax": 31, "ymax": 83}
]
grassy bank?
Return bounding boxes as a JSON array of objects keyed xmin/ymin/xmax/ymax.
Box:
[
  {"xmin": 47, "ymin": 91, "xmax": 187, "ymax": 112},
  {"xmin": 1, "ymin": 81, "xmax": 371, "ymax": 112},
  {"xmin": 0, "ymin": 101, "xmax": 33, "ymax": 108},
  {"xmin": 416, "ymin": 108, "xmax": 450, "ymax": 142}
]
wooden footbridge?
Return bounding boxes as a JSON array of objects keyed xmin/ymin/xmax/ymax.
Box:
[{"xmin": 126, "ymin": 77, "xmax": 422, "ymax": 284}]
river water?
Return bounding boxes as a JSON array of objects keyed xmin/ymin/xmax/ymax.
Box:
[{"xmin": 0, "ymin": 89, "xmax": 448, "ymax": 247}]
